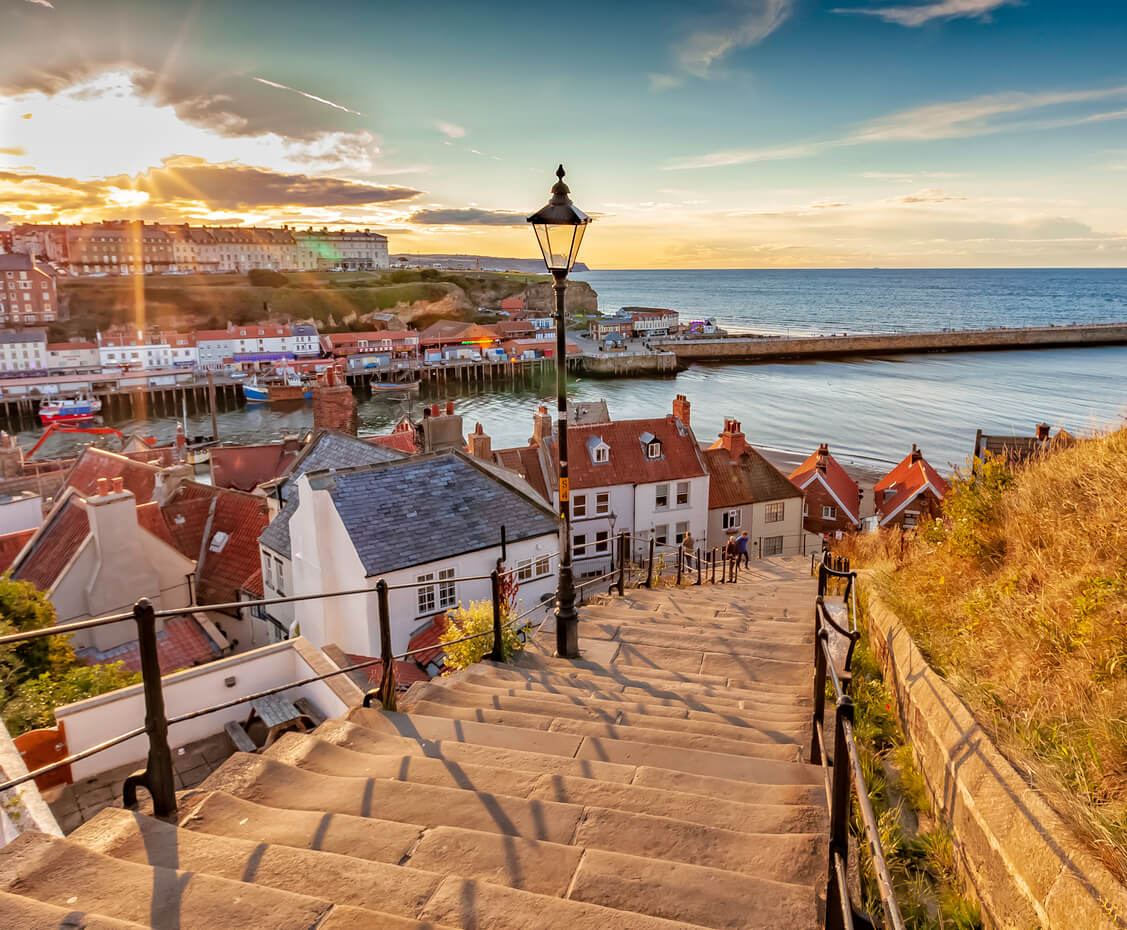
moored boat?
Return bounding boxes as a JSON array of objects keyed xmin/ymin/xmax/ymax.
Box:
[
  {"xmin": 242, "ymin": 374, "xmax": 313, "ymax": 403},
  {"xmin": 370, "ymin": 377, "xmax": 421, "ymax": 392},
  {"xmin": 39, "ymin": 394, "xmax": 102, "ymax": 424}
]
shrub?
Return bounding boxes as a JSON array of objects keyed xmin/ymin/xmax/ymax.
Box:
[
  {"xmin": 440, "ymin": 600, "xmax": 526, "ymax": 671},
  {"xmin": 247, "ymin": 268, "xmax": 289, "ymax": 287}
]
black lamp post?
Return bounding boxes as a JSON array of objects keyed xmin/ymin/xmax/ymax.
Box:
[{"xmin": 528, "ymin": 165, "xmax": 590, "ymax": 659}]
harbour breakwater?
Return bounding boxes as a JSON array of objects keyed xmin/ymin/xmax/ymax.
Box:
[{"xmin": 652, "ymin": 322, "xmax": 1127, "ymax": 364}]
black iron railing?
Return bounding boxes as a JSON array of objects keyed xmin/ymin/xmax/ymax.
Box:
[{"xmin": 811, "ymin": 553, "xmax": 905, "ymax": 930}]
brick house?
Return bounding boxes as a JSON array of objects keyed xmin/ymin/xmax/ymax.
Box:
[
  {"xmin": 788, "ymin": 443, "xmax": 862, "ymax": 536},
  {"xmin": 874, "ymin": 445, "xmax": 949, "ymax": 529},
  {"xmin": 0, "ymin": 254, "xmax": 60, "ymax": 328}
]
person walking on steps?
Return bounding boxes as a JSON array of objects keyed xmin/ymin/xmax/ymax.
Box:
[
  {"xmin": 724, "ymin": 534, "xmax": 738, "ymax": 582},
  {"xmin": 738, "ymin": 531, "xmax": 750, "ymax": 568}
]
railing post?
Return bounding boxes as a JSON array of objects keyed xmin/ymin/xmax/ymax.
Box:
[
  {"xmin": 711, "ymin": 548, "xmax": 717, "ymax": 584},
  {"xmin": 121, "ymin": 598, "xmax": 177, "ymax": 820},
  {"xmin": 489, "ymin": 568, "xmax": 505, "ymax": 662},
  {"xmin": 676, "ymin": 546, "xmax": 683, "ymax": 586},
  {"xmin": 646, "ymin": 537, "xmax": 655, "ymax": 588},
  {"xmin": 376, "ymin": 579, "xmax": 397, "ymax": 711},
  {"xmin": 696, "ymin": 547, "xmax": 702, "ymax": 585},
  {"xmin": 617, "ymin": 531, "xmax": 627, "ymax": 596},
  {"xmin": 811, "ymin": 613, "xmax": 827, "ymax": 765},
  {"xmin": 825, "ymin": 694, "xmax": 856, "ymax": 930}
]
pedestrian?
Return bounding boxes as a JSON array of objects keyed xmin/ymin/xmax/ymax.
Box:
[
  {"xmin": 738, "ymin": 531, "xmax": 750, "ymax": 567},
  {"xmin": 681, "ymin": 530, "xmax": 694, "ymax": 554},
  {"xmin": 724, "ymin": 535, "xmax": 738, "ymax": 582}
]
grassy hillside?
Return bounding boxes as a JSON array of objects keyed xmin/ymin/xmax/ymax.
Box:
[
  {"xmin": 840, "ymin": 428, "xmax": 1127, "ymax": 879},
  {"xmin": 57, "ymin": 268, "xmax": 597, "ymax": 337}
]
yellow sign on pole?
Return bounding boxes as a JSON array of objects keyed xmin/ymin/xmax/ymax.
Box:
[{"xmin": 559, "ymin": 477, "xmax": 569, "ymax": 501}]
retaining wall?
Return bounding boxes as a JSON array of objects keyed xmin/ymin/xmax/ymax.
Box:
[
  {"xmin": 576, "ymin": 352, "xmax": 678, "ymax": 377},
  {"xmin": 864, "ymin": 586, "xmax": 1127, "ymax": 929}
]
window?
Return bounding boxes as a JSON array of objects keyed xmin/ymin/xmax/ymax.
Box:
[
  {"xmin": 535, "ymin": 555, "xmax": 551, "ymax": 577},
  {"xmin": 517, "ymin": 559, "xmax": 534, "ymax": 582},
  {"xmin": 765, "ymin": 502, "xmax": 785, "ymax": 523},
  {"xmin": 438, "ymin": 568, "xmax": 456, "ymax": 609},
  {"xmin": 593, "ymin": 444, "xmax": 609, "ymax": 464},
  {"xmin": 572, "ymin": 494, "xmax": 587, "ymax": 518},
  {"xmin": 263, "ymin": 553, "xmax": 272, "ymax": 589},
  {"xmin": 417, "ymin": 572, "xmax": 436, "ymax": 614},
  {"xmin": 655, "ymin": 483, "xmax": 669, "ymax": 509},
  {"xmin": 722, "ymin": 509, "xmax": 740, "ymax": 530},
  {"xmin": 763, "ymin": 536, "xmax": 784, "ymax": 557},
  {"xmin": 676, "ymin": 481, "xmax": 690, "ymax": 507},
  {"xmin": 573, "ymin": 533, "xmax": 587, "ymax": 556},
  {"xmin": 274, "ymin": 558, "xmax": 285, "ymax": 595},
  {"xmin": 822, "ymin": 505, "xmax": 837, "ymax": 520},
  {"xmin": 675, "ymin": 522, "xmax": 690, "ymax": 545},
  {"xmin": 654, "ymin": 524, "xmax": 669, "ymax": 546},
  {"xmin": 595, "ymin": 492, "xmax": 610, "ymax": 515},
  {"xmin": 646, "ymin": 440, "xmax": 662, "ymax": 460},
  {"xmin": 595, "ymin": 531, "xmax": 609, "ymax": 554}
]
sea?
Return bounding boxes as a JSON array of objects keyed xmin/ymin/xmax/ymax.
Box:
[{"xmin": 11, "ymin": 269, "xmax": 1127, "ymax": 475}]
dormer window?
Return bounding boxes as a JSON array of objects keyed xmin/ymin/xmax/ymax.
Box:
[
  {"xmin": 647, "ymin": 441, "xmax": 662, "ymax": 460},
  {"xmin": 594, "ymin": 444, "xmax": 609, "ymax": 464}
]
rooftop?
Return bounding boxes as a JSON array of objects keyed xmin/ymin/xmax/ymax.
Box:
[
  {"xmin": 788, "ymin": 445, "xmax": 861, "ymax": 523},
  {"xmin": 703, "ymin": 447, "xmax": 802, "ymax": 511}
]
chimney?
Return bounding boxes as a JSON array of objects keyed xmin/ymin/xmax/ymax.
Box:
[
  {"xmin": 672, "ymin": 394, "xmax": 691, "ymax": 427},
  {"xmin": 1035, "ymin": 422, "xmax": 1050, "ymax": 442},
  {"xmin": 468, "ymin": 422, "xmax": 492, "ymax": 460},
  {"xmin": 531, "ymin": 404, "xmax": 553, "ymax": 446},
  {"xmin": 446, "ymin": 400, "xmax": 455, "ymax": 416},
  {"xmin": 816, "ymin": 443, "xmax": 829, "ymax": 473},
  {"xmin": 717, "ymin": 419, "xmax": 748, "ymax": 461},
  {"xmin": 111, "ymin": 477, "xmax": 124, "ymax": 493},
  {"xmin": 910, "ymin": 444, "xmax": 922, "ymax": 463},
  {"xmin": 96, "ymin": 477, "xmax": 110, "ymax": 496},
  {"xmin": 431, "ymin": 403, "xmax": 440, "ymax": 417}
]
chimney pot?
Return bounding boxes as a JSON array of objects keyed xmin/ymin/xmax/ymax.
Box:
[
  {"xmin": 112, "ymin": 477, "xmax": 124, "ymax": 493},
  {"xmin": 431, "ymin": 403, "xmax": 440, "ymax": 417},
  {"xmin": 96, "ymin": 477, "xmax": 110, "ymax": 495},
  {"xmin": 1035, "ymin": 422, "xmax": 1050, "ymax": 441},
  {"xmin": 910, "ymin": 444, "xmax": 922, "ymax": 463},
  {"xmin": 446, "ymin": 401, "xmax": 455, "ymax": 416},
  {"xmin": 672, "ymin": 394, "xmax": 691, "ymax": 427}
]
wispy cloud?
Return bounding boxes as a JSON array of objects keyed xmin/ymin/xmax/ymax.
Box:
[
  {"xmin": 24, "ymin": 0, "xmax": 54, "ymax": 8},
  {"xmin": 251, "ymin": 77, "xmax": 363, "ymax": 117},
  {"xmin": 652, "ymin": 0, "xmax": 793, "ymax": 87},
  {"xmin": 895, "ymin": 188, "xmax": 967, "ymax": 203},
  {"xmin": 408, "ymin": 208, "xmax": 526, "ymax": 226},
  {"xmin": 666, "ymin": 83, "xmax": 1127, "ymax": 169},
  {"xmin": 434, "ymin": 120, "xmax": 466, "ymax": 139},
  {"xmin": 833, "ymin": 0, "xmax": 1018, "ymax": 27}
]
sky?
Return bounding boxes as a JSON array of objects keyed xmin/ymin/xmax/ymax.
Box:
[{"xmin": 1, "ymin": 0, "xmax": 1126, "ymax": 268}]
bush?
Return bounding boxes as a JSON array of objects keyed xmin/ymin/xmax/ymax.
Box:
[
  {"xmin": 247, "ymin": 268, "xmax": 289, "ymax": 287},
  {"xmin": 2, "ymin": 662, "xmax": 141, "ymax": 734},
  {"xmin": 440, "ymin": 600, "xmax": 526, "ymax": 671}
]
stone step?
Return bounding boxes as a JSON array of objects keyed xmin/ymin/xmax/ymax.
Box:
[
  {"xmin": 0, "ymin": 830, "xmax": 376, "ymax": 930},
  {"xmin": 346, "ymin": 707, "xmax": 822, "ymax": 786},
  {"xmin": 400, "ymin": 682, "xmax": 806, "ymax": 746},
  {"xmin": 566, "ymin": 620, "xmax": 814, "ymax": 660},
  {"xmin": 612, "ymin": 642, "xmax": 808, "ymax": 685},
  {"xmin": 395, "ymin": 700, "xmax": 804, "ymax": 761},
  {"xmin": 265, "ymin": 733, "xmax": 826, "ymax": 835},
  {"xmin": 198, "ymin": 753, "xmax": 825, "ymax": 884},
  {"xmin": 313, "ymin": 717, "xmax": 824, "ymax": 807},
  {"xmin": 0, "ymin": 890, "xmax": 150, "ymax": 930},
  {"xmin": 177, "ymin": 790, "xmax": 815, "ymax": 930}
]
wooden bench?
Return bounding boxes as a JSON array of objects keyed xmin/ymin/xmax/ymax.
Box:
[
  {"xmin": 224, "ymin": 719, "xmax": 257, "ymax": 753},
  {"xmin": 294, "ymin": 697, "xmax": 326, "ymax": 727}
]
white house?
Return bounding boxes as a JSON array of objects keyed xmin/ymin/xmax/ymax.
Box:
[
  {"xmin": 288, "ymin": 451, "xmax": 560, "ymax": 660},
  {"xmin": 97, "ymin": 330, "xmax": 173, "ymax": 371},
  {"xmin": 629, "ymin": 309, "xmax": 678, "ymax": 337},
  {"xmin": 0, "ymin": 328, "xmax": 48, "ymax": 375}
]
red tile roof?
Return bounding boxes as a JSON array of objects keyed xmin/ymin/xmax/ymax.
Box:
[
  {"xmin": 0, "ymin": 529, "xmax": 35, "ymax": 574},
  {"xmin": 135, "ymin": 501, "xmax": 175, "ymax": 547},
  {"xmin": 494, "ymin": 445, "xmax": 549, "ymax": 502},
  {"xmin": 241, "ymin": 567, "xmax": 264, "ymax": 598},
  {"xmin": 63, "ymin": 448, "xmax": 164, "ymax": 503},
  {"xmin": 346, "ymin": 654, "xmax": 432, "ymax": 688},
  {"xmin": 161, "ymin": 482, "xmax": 271, "ymax": 606},
  {"xmin": 407, "ymin": 614, "xmax": 449, "ymax": 667},
  {"xmin": 420, "ymin": 321, "xmax": 498, "ymax": 346},
  {"xmin": 874, "ymin": 448, "xmax": 950, "ymax": 525},
  {"xmin": 788, "ymin": 446, "xmax": 861, "ymax": 523},
  {"xmin": 703, "ymin": 448, "xmax": 802, "ymax": 510},
  {"xmin": 501, "ymin": 339, "xmax": 581, "ymax": 355},
  {"xmin": 541, "ymin": 416, "xmax": 706, "ymax": 491},
  {"xmin": 47, "ymin": 342, "xmax": 96, "ymax": 351},
  {"xmin": 11, "ymin": 496, "xmax": 89, "ymax": 591},
  {"xmin": 494, "ymin": 321, "xmax": 534, "ymax": 338},
  {"xmin": 76, "ymin": 615, "xmax": 219, "ymax": 674},
  {"xmin": 210, "ymin": 443, "xmax": 303, "ymax": 492},
  {"xmin": 368, "ymin": 430, "xmax": 417, "ymax": 454}
]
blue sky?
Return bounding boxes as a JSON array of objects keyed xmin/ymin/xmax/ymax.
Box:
[{"xmin": 2, "ymin": 0, "xmax": 1126, "ymax": 267}]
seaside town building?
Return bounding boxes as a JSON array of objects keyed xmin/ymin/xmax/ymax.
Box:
[
  {"xmin": 0, "ymin": 254, "xmax": 60, "ymax": 328},
  {"xmin": 46, "ymin": 341, "xmax": 100, "ymax": 374},
  {"xmin": 972, "ymin": 422, "xmax": 1076, "ymax": 467},
  {"xmin": 0, "ymin": 328, "xmax": 48, "ymax": 376},
  {"xmin": 66, "ymin": 222, "xmax": 174, "ymax": 276},
  {"xmin": 320, "ymin": 330, "xmax": 420, "ymax": 369},
  {"xmin": 628, "ymin": 308, "xmax": 679, "ymax": 337},
  {"xmin": 788, "ymin": 443, "xmax": 862, "ymax": 536},
  {"xmin": 874, "ymin": 445, "xmax": 950, "ymax": 529},
  {"xmin": 588, "ymin": 313, "xmax": 634, "ymax": 342},
  {"xmin": 97, "ymin": 330, "xmax": 175, "ymax": 370},
  {"xmin": 703, "ymin": 417, "xmax": 808, "ymax": 556}
]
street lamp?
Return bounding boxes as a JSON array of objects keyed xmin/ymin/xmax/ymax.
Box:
[{"xmin": 528, "ymin": 164, "xmax": 590, "ymax": 659}]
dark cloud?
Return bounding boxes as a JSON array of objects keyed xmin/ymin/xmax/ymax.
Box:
[
  {"xmin": 109, "ymin": 157, "xmax": 422, "ymax": 209},
  {"xmin": 408, "ymin": 208, "xmax": 528, "ymax": 226}
]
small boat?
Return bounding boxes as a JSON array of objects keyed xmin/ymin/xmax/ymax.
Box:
[
  {"xmin": 39, "ymin": 394, "xmax": 102, "ymax": 424},
  {"xmin": 242, "ymin": 374, "xmax": 312, "ymax": 403},
  {"xmin": 370, "ymin": 377, "xmax": 420, "ymax": 392}
]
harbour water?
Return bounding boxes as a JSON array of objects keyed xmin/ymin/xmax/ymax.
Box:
[{"xmin": 12, "ymin": 269, "xmax": 1127, "ymax": 473}]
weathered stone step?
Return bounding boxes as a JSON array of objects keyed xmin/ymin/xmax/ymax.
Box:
[
  {"xmin": 0, "ymin": 830, "xmax": 370, "ymax": 930},
  {"xmin": 578, "ymin": 604, "xmax": 806, "ymax": 634},
  {"xmin": 613, "ymin": 642, "xmax": 808, "ymax": 685},
  {"xmin": 582, "ymin": 619, "xmax": 815, "ymax": 655},
  {"xmin": 400, "ymin": 682, "xmax": 806, "ymax": 745},
  {"xmin": 397, "ymin": 700, "xmax": 804, "ymax": 761},
  {"xmin": 0, "ymin": 890, "xmax": 150, "ymax": 930},
  {"xmin": 180, "ymin": 788, "xmax": 813, "ymax": 930},
  {"xmin": 199, "ymin": 753, "xmax": 825, "ymax": 883},
  {"xmin": 313, "ymin": 717, "xmax": 823, "ymax": 806},
  {"xmin": 265, "ymin": 733, "xmax": 826, "ymax": 835},
  {"xmin": 346, "ymin": 707, "xmax": 822, "ymax": 786}
]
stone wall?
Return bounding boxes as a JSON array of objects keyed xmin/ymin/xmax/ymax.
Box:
[
  {"xmin": 864, "ymin": 585, "xmax": 1127, "ymax": 929},
  {"xmin": 576, "ymin": 352, "xmax": 678, "ymax": 378},
  {"xmin": 654, "ymin": 323, "xmax": 1127, "ymax": 363}
]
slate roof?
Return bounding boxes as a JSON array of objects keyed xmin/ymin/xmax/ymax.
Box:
[
  {"xmin": 788, "ymin": 446, "xmax": 861, "ymax": 523},
  {"xmin": 541, "ymin": 416, "xmax": 706, "ymax": 491},
  {"xmin": 314, "ymin": 451, "xmax": 559, "ymax": 577},
  {"xmin": 703, "ymin": 448, "xmax": 803, "ymax": 510},
  {"xmin": 874, "ymin": 449, "xmax": 950, "ymax": 525},
  {"xmin": 259, "ymin": 431, "xmax": 406, "ymax": 559},
  {"xmin": 10, "ymin": 495, "xmax": 89, "ymax": 591}
]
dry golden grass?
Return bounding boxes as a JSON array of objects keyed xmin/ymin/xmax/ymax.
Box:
[{"xmin": 841, "ymin": 427, "xmax": 1127, "ymax": 880}]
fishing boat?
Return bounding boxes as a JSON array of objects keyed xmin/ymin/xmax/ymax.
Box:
[
  {"xmin": 370, "ymin": 376, "xmax": 421, "ymax": 392},
  {"xmin": 38, "ymin": 394, "xmax": 102, "ymax": 424},
  {"xmin": 242, "ymin": 373, "xmax": 313, "ymax": 403}
]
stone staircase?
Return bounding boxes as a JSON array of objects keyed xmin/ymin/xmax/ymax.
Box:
[{"xmin": 0, "ymin": 557, "xmax": 826, "ymax": 930}]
